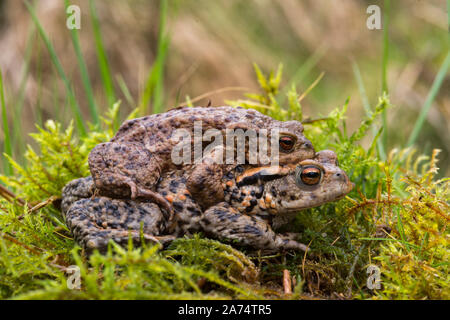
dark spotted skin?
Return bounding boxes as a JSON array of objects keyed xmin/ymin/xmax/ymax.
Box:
[
  {"xmin": 61, "ymin": 177, "xmax": 173, "ymax": 252},
  {"xmin": 62, "ymin": 150, "xmax": 353, "ymax": 254},
  {"xmin": 88, "ymin": 106, "xmax": 315, "ymax": 211}
]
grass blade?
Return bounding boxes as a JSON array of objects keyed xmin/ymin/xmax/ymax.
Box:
[
  {"xmin": 89, "ymin": 0, "xmax": 117, "ymax": 108},
  {"xmin": 381, "ymin": 0, "xmax": 390, "ymax": 95},
  {"xmin": 138, "ymin": 0, "xmax": 170, "ymax": 115},
  {"xmin": 0, "ymin": 70, "xmax": 12, "ymax": 176},
  {"xmin": 278, "ymin": 44, "xmax": 328, "ymax": 105},
  {"xmin": 407, "ymin": 51, "xmax": 450, "ymax": 147},
  {"xmin": 352, "ymin": 61, "xmax": 386, "ymax": 160},
  {"xmin": 12, "ymin": 26, "xmax": 36, "ymax": 160},
  {"xmin": 380, "ymin": 0, "xmax": 390, "ymax": 157},
  {"xmin": 34, "ymin": 35, "xmax": 44, "ymax": 129},
  {"xmin": 153, "ymin": 0, "xmax": 170, "ymax": 114},
  {"xmin": 352, "ymin": 62, "xmax": 371, "ymax": 115},
  {"xmin": 407, "ymin": 0, "xmax": 450, "ymax": 147},
  {"xmin": 24, "ymin": 0, "xmax": 86, "ymax": 136},
  {"xmin": 150, "ymin": 37, "xmax": 169, "ymax": 115},
  {"xmin": 65, "ymin": 0, "xmax": 99, "ymax": 126},
  {"xmin": 116, "ymin": 74, "xmax": 136, "ymax": 108}
]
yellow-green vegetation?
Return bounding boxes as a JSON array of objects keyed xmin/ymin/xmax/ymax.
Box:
[{"xmin": 0, "ymin": 65, "xmax": 448, "ymax": 300}]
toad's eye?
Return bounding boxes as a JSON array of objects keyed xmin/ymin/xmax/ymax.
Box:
[
  {"xmin": 279, "ymin": 136, "xmax": 296, "ymax": 152},
  {"xmin": 297, "ymin": 166, "xmax": 322, "ymax": 186}
]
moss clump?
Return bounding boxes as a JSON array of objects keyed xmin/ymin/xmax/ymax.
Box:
[
  {"xmin": 0, "ymin": 65, "xmax": 448, "ymax": 299},
  {"xmin": 12, "ymin": 242, "xmax": 261, "ymax": 300},
  {"xmin": 366, "ymin": 149, "xmax": 449, "ymax": 299}
]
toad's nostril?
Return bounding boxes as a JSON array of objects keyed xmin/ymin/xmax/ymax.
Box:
[
  {"xmin": 335, "ymin": 172, "xmax": 346, "ymax": 181},
  {"xmin": 302, "ymin": 141, "xmax": 313, "ymax": 149}
]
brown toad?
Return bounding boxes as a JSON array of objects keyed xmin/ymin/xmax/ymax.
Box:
[
  {"xmin": 61, "ymin": 150, "xmax": 353, "ymax": 253},
  {"xmin": 88, "ymin": 106, "xmax": 315, "ymax": 211}
]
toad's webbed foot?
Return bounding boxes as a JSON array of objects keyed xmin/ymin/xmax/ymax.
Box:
[
  {"xmin": 64, "ymin": 196, "xmax": 173, "ymax": 253},
  {"xmin": 200, "ymin": 202, "xmax": 308, "ymax": 253}
]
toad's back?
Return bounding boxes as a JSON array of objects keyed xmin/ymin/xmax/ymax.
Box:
[{"xmin": 110, "ymin": 106, "xmax": 289, "ymax": 144}]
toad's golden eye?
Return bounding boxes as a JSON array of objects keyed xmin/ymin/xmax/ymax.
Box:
[
  {"xmin": 298, "ymin": 166, "xmax": 322, "ymax": 186},
  {"xmin": 279, "ymin": 136, "xmax": 296, "ymax": 152}
]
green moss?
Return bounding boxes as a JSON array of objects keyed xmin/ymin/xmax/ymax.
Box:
[{"xmin": 0, "ymin": 65, "xmax": 448, "ymax": 299}]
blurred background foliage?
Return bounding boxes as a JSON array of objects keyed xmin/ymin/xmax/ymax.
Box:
[{"xmin": 0, "ymin": 0, "xmax": 448, "ymax": 175}]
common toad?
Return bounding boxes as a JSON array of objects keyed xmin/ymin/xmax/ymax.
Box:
[{"xmin": 62, "ymin": 150, "xmax": 353, "ymax": 253}]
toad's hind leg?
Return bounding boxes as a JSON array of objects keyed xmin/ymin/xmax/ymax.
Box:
[
  {"xmin": 61, "ymin": 176, "xmax": 95, "ymax": 216},
  {"xmin": 65, "ymin": 197, "xmax": 174, "ymax": 253},
  {"xmin": 88, "ymin": 142, "xmax": 171, "ymax": 213},
  {"xmin": 200, "ymin": 202, "xmax": 308, "ymax": 253}
]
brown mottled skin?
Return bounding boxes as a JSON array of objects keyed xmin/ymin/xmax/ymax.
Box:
[
  {"xmin": 61, "ymin": 150, "xmax": 353, "ymax": 253},
  {"xmin": 88, "ymin": 106, "xmax": 315, "ymax": 211}
]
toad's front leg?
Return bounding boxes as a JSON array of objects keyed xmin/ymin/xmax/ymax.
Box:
[
  {"xmin": 64, "ymin": 197, "xmax": 174, "ymax": 253},
  {"xmin": 200, "ymin": 202, "xmax": 308, "ymax": 253}
]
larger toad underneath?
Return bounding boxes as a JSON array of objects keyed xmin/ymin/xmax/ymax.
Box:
[{"xmin": 62, "ymin": 150, "xmax": 353, "ymax": 253}]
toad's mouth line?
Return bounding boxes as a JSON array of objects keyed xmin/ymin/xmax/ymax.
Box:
[{"xmin": 280, "ymin": 187, "xmax": 354, "ymax": 211}]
